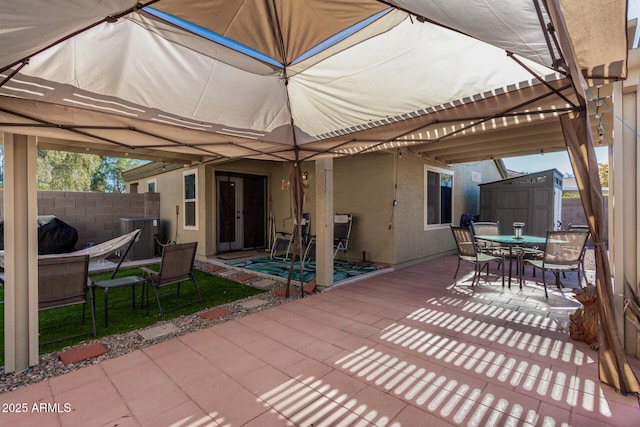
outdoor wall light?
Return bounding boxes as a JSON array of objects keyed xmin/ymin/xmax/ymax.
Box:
[{"xmin": 281, "ymin": 179, "xmax": 290, "ymax": 190}]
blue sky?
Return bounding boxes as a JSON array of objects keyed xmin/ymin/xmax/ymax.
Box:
[
  {"xmin": 502, "ymin": 147, "xmax": 609, "ymax": 176},
  {"xmin": 503, "ymin": 1, "xmax": 638, "ymax": 176}
]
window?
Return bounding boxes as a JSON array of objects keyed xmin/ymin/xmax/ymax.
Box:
[
  {"xmin": 147, "ymin": 179, "xmax": 157, "ymax": 193},
  {"xmin": 130, "ymin": 183, "xmax": 138, "ymax": 194},
  {"xmin": 183, "ymin": 170, "xmax": 197, "ymax": 229},
  {"xmin": 424, "ymin": 166, "xmax": 453, "ymax": 229}
]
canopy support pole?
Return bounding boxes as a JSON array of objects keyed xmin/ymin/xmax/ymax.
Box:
[
  {"xmin": 314, "ymin": 158, "xmax": 334, "ymax": 290},
  {"xmin": 2, "ymin": 132, "xmax": 39, "ymax": 373}
]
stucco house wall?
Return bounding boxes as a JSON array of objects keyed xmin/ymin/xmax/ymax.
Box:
[
  {"xmin": 391, "ymin": 153, "xmax": 503, "ymax": 267},
  {"xmin": 124, "ymin": 153, "xmax": 503, "ymax": 266}
]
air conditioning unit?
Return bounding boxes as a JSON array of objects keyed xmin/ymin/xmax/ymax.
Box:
[{"xmin": 119, "ymin": 217, "xmax": 159, "ymax": 260}]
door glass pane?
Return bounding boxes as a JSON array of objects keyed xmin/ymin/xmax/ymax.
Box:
[{"xmin": 219, "ymin": 181, "xmax": 236, "ymax": 242}]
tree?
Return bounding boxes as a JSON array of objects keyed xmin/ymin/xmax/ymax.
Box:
[
  {"xmin": 0, "ymin": 146, "xmax": 145, "ymax": 192},
  {"xmin": 598, "ymin": 162, "xmax": 609, "ymax": 188},
  {"xmin": 37, "ymin": 150, "xmax": 101, "ymax": 191},
  {"xmin": 91, "ymin": 156, "xmax": 145, "ymax": 192}
]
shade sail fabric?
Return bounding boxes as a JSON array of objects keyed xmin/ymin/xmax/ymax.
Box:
[
  {"xmin": 562, "ymin": 113, "xmax": 640, "ymax": 395},
  {"xmin": 0, "ymin": 0, "xmax": 628, "ymax": 163},
  {"xmin": 0, "ymin": 0, "xmax": 636, "ymax": 393}
]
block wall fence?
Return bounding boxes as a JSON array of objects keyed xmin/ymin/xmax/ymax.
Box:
[
  {"xmin": 0, "ymin": 190, "xmax": 160, "ymax": 250},
  {"xmin": 0, "ymin": 190, "xmax": 606, "ymax": 251}
]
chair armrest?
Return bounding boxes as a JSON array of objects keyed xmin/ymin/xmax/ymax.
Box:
[{"xmin": 140, "ymin": 266, "xmax": 158, "ymax": 277}]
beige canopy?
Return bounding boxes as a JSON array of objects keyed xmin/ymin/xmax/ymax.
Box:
[
  {"xmin": 0, "ymin": 0, "xmax": 637, "ymax": 394},
  {"xmin": 0, "ymin": 0, "xmax": 626, "ymax": 163}
]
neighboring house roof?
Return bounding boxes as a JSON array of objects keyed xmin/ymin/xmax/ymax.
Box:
[{"xmin": 122, "ymin": 162, "xmax": 183, "ymax": 182}]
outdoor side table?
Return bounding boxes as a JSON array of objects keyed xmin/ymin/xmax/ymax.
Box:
[{"xmin": 92, "ymin": 276, "xmax": 146, "ymax": 327}]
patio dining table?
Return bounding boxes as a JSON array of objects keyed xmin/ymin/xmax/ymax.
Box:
[{"xmin": 474, "ymin": 234, "xmax": 547, "ymax": 288}]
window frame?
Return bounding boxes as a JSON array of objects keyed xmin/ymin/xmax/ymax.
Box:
[
  {"xmin": 183, "ymin": 170, "xmax": 198, "ymax": 230},
  {"xmin": 146, "ymin": 178, "xmax": 157, "ymax": 193},
  {"xmin": 424, "ymin": 166, "xmax": 454, "ymax": 230}
]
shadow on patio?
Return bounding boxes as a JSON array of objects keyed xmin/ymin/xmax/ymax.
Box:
[{"xmin": 1, "ymin": 254, "xmax": 638, "ymax": 426}]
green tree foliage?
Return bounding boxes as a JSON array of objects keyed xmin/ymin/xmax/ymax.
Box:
[
  {"xmin": 91, "ymin": 156, "xmax": 144, "ymax": 192},
  {"xmin": 0, "ymin": 146, "xmax": 144, "ymax": 192},
  {"xmin": 37, "ymin": 150, "xmax": 101, "ymax": 191},
  {"xmin": 598, "ymin": 162, "xmax": 609, "ymax": 187}
]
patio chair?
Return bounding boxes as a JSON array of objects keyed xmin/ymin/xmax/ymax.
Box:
[
  {"xmin": 522, "ymin": 229, "xmax": 589, "ymax": 298},
  {"xmin": 568, "ymin": 224, "xmax": 591, "ymax": 281},
  {"xmin": 333, "ymin": 213, "xmax": 353, "ymax": 263},
  {"xmin": 451, "ymin": 226, "xmax": 504, "ymax": 287},
  {"xmin": 38, "ymin": 254, "xmax": 96, "ymax": 341},
  {"xmin": 470, "ymin": 220, "xmax": 511, "ymax": 270},
  {"xmin": 302, "ymin": 213, "xmax": 353, "ymax": 266},
  {"xmin": 470, "ymin": 221, "xmax": 508, "ymax": 253},
  {"xmin": 141, "ymin": 242, "xmax": 202, "ymax": 318},
  {"xmin": 270, "ymin": 213, "xmax": 310, "ymax": 260}
]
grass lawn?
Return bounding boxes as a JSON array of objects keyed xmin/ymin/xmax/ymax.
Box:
[{"xmin": 0, "ymin": 266, "xmax": 265, "ymax": 367}]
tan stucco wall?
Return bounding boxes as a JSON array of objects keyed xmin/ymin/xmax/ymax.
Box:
[
  {"xmin": 126, "ymin": 154, "xmax": 502, "ymax": 265},
  {"xmin": 128, "ymin": 160, "xmax": 274, "ymax": 259},
  {"xmin": 391, "ymin": 153, "xmax": 503, "ymax": 267},
  {"xmin": 325, "ymin": 152, "xmax": 501, "ymax": 266},
  {"xmin": 333, "ymin": 153, "xmax": 396, "ymax": 264}
]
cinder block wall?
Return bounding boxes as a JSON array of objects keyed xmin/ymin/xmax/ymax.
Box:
[
  {"xmin": 0, "ymin": 191, "xmax": 160, "ymax": 249},
  {"xmin": 561, "ymin": 196, "xmax": 609, "ymax": 243}
]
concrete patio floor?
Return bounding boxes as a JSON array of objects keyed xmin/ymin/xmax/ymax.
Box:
[{"xmin": 1, "ymin": 255, "xmax": 639, "ymax": 426}]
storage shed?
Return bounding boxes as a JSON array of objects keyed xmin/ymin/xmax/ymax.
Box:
[{"xmin": 479, "ymin": 169, "xmax": 563, "ymax": 236}]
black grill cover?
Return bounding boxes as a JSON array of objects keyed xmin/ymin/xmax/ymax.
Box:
[{"xmin": 0, "ymin": 216, "xmax": 78, "ymax": 254}]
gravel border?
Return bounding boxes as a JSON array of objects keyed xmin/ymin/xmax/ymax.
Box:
[{"xmin": 0, "ymin": 261, "xmax": 306, "ymax": 394}]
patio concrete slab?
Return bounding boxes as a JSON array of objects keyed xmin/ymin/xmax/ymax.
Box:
[
  {"xmin": 137, "ymin": 323, "xmax": 179, "ymax": 341},
  {"xmin": 2, "ymin": 254, "xmax": 639, "ymax": 426},
  {"xmin": 252, "ymin": 278, "xmax": 278, "ymax": 289},
  {"xmin": 217, "ymin": 269, "xmax": 239, "ymax": 277}
]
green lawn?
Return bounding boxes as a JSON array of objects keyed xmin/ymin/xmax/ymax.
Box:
[{"xmin": 0, "ymin": 266, "xmax": 265, "ymax": 367}]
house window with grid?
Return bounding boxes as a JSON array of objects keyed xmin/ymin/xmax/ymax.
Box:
[
  {"xmin": 424, "ymin": 166, "xmax": 454, "ymax": 229},
  {"xmin": 183, "ymin": 170, "xmax": 197, "ymax": 229}
]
